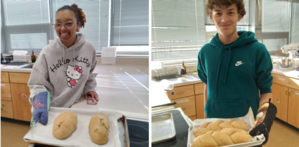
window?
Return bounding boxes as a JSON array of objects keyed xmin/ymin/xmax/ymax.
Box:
[
  {"xmin": 111, "ymin": 0, "xmax": 149, "ymax": 46},
  {"xmin": 2, "ymin": 0, "xmax": 50, "ymax": 50},
  {"xmin": 1, "ymin": 0, "xmax": 149, "ymax": 54},
  {"xmin": 151, "ymin": 0, "xmax": 206, "ymax": 62}
]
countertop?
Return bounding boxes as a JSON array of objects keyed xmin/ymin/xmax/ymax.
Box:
[
  {"xmin": 150, "ymin": 66, "xmax": 299, "ymax": 107},
  {"xmin": 1, "ymin": 64, "xmax": 149, "ymax": 120}
]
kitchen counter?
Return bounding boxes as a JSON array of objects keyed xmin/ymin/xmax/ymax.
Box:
[
  {"xmin": 150, "ymin": 73, "xmax": 202, "ymax": 107},
  {"xmin": 150, "ymin": 66, "xmax": 299, "ymax": 107},
  {"xmin": 1, "ymin": 64, "xmax": 149, "ymax": 120}
]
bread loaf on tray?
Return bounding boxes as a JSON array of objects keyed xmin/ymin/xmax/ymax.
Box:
[
  {"xmin": 52, "ymin": 111, "xmax": 78, "ymax": 139},
  {"xmin": 192, "ymin": 119, "xmax": 252, "ymax": 147},
  {"xmin": 89, "ymin": 113, "xmax": 110, "ymax": 145}
]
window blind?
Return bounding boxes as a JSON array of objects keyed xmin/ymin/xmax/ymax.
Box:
[
  {"xmin": 152, "ymin": 0, "xmax": 206, "ymax": 61},
  {"xmin": 291, "ymin": 1, "xmax": 299, "ymax": 43},
  {"xmin": 111, "ymin": 0, "xmax": 149, "ymax": 46},
  {"xmin": 262, "ymin": 0, "xmax": 290, "ymax": 51},
  {"xmin": 51, "ymin": 0, "xmax": 109, "ymax": 52},
  {"xmin": 2, "ymin": 0, "xmax": 50, "ymax": 50}
]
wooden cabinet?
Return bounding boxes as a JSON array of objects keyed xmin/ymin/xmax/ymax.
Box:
[
  {"xmin": 196, "ymin": 94, "xmax": 205, "ymax": 119},
  {"xmin": 167, "ymin": 85, "xmax": 194, "ymax": 100},
  {"xmin": 1, "ymin": 83, "xmax": 12, "ymax": 101},
  {"xmin": 170, "ymin": 96, "xmax": 196, "ymax": 117},
  {"xmin": 272, "ymin": 73, "xmax": 299, "ymax": 129},
  {"xmin": 271, "ymin": 83, "xmax": 288, "ymax": 122},
  {"xmin": 166, "ymin": 85, "xmax": 196, "ymax": 120},
  {"xmin": 1, "ymin": 100, "xmax": 14, "ymax": 119},
  {"xmin": 0, "ymin": 72, "xmax": 32, "ymax": 122},
  {"xmin": 195, "ymin": 83, "xmax": 205, "ymax": 119},
  {"xmin": 9, "ymin": 72, "xmax": 30, "ymax": 84},
  {"xmin": 1, "ymin": 72, "xmax": 10, "ymax": 82},
  {"xmin": 166, "ymin": 83, "xmax": 206, "ymax": 120},
  {"xmin": 10, "ymin": 83, "xmax": 32, "ymax": 122},
  {"xmin": 287, "ymin": 88, "xmax": 299, "ymax": 129}
]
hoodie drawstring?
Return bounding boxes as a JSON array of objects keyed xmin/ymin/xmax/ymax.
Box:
[
  {"xmin": 223, "ymin": 47, "xmax": 231, "ymax": 84},
  {"xmin": 215, "ymin": 47, "xmax": 223, "ymax": 97}
]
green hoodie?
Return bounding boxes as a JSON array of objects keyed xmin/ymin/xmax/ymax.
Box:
[{"xmin": 197, "ymin": 31, "xmax": 273, "ymax": 119}]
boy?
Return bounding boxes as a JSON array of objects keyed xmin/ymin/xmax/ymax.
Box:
[{"xmin": 197, "ymin": 0, "xmax": 273, "ymax": 146}]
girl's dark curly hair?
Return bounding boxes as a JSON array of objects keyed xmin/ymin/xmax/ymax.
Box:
[{"xmin": 56, "ymin": 3, "xmax": 86, "ymax": 28}]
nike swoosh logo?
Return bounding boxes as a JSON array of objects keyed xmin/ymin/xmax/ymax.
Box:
[{"xmin": 235, "ymin": 63, "xmax": 244, "ymax": 66}]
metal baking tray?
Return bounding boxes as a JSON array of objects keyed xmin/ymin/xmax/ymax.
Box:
[
  {"xmin": 23, "ymin": 107, "xmax": 130, "ymax": 147},
  {"xmin": 152, "ymin": 113, "xmax": 176, "ymax": 144}
]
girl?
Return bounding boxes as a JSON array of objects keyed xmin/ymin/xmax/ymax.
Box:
[{"xmin": 28, "ymin": 4, "xmax": 98, "ymax": 126}]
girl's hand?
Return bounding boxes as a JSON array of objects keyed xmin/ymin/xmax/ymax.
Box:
[{"xmin": 85, "ymin": 91, "xmax": 98, "ymax": 102}]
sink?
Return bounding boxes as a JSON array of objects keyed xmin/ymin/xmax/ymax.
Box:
[{"xmin": 19, "ymin": 63, "xmax": 33, "ymax": 68}]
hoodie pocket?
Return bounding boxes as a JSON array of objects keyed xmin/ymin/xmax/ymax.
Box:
[{"xmin": 206, "ymin": 99, "xmax": 249, "ymax": 118}]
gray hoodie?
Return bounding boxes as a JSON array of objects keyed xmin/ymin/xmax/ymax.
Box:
[{"xmin": 28, "ymin": 33, "xmax": 97, "ymax": 110}]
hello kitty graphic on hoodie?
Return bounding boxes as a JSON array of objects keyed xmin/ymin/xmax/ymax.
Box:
[{"xmin": 28, "ymin": 33, "xmax": 97, "ymax": 109}]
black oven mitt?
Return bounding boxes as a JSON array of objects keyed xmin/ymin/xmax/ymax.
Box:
[{"xmin": 249, "ymin": 99, "xmax": 277, "ymax": 145}]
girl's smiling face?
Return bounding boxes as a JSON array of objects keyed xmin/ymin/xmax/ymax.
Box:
[{"xmin": 55, "ymin": 10, "xmax": 81, "ymax": 47}]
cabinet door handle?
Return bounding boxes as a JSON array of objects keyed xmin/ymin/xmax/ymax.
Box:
[
  {"xmin": 182, "ymin": 107, "xmax": 187, "ymax": 110},
  {"xmin": 286, "ymin": 81, "xmax": 292, "ymax": 84},
  {"xmin": 177, "ymin": 91, "xmax": 184, "ymax": 94},
  {"xmin": 289, "ymin": 90, "xmax": 291, "ymax": 95},
  {"xmin": 278, "ymin": 78, "xmax": 285, "ymax": 81},
  {"xmin": 286, "ymin": 89, "xmax": 288, "ymax": 95},
  {"xmin": 1, "ymin": 91, "xmax": 3, "ymax": 93},
  {"xmin": 1, "ymin": 109, "xmax": 5, "ymax": 111}
]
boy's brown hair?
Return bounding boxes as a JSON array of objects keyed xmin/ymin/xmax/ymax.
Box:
[{"xmin": 205, "ymin": 0, "xmax": 246, "ymax": 17}]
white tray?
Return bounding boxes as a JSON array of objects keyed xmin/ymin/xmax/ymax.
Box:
[
  {"xmin": 187, "ymin": 107, "xmax": 265, "ymax": 147},
  {"xmin": 24, "ymin": 107, "xmax": 130, "ymax": 147}
]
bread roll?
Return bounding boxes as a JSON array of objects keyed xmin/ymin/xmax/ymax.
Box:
[
  {"xmin": 225, "ymin": 119, "xmax": 235, "ymax": 123},
  {"xmin": 194, "ymin": 128, "xmax": 209, "ymax": 137},
  {"xmin": 192, "ymin": 119, "xmax": 252, "ymax": 147},
  {"xmin": 230, "ymin": 131, "xmax": 252, "ymax": 144},
  {"xmin": 219, "ymin": 122, "xmax": 233, "ymax": 129},
  {"xmin": 207, "ymin": 120, "xmax": 223, "ymax": 131},
  {"xmin": 53, "ymin": 111, "xmax": 77, "ymax": 139},
  {"xmin": 192, "ymin": 133, "xmax": 218, "ymax": 147},
  {"xmin": 89, "ymin": 114, "xmax": 110, "ymax": 145},
  {"xmin": 212, "ymin": 131, "xmax": 234, "ymax": 146},
  {"xmin": 200, "ymin": 122, "xmax": 211, "ymax": 128},
  {"xmin": 231, "ymin": 120, "xmax": 249, "ymax": 131}
]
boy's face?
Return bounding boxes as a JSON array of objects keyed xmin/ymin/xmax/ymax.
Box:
[{"xmin": 210, "ymin": 4, "xmax": 242, "ymax": 36}]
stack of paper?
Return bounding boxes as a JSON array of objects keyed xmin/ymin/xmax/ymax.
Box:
[{"xmin": 101, "ymin": 47, "xmax": 117, "ymax": 64}]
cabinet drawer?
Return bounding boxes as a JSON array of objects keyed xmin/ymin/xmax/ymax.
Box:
[
  {"xmin": 195, "ymin": 83, "xmax": 204, "ymax": 95},
  {"xmin": 1, "ymin": 100, "xmax": 14, "ymax": 119},
  {"xmin": 272, "ymin": 74, "xmax": 299, "ymax": 90},
  {"xmin": 1, "ymin": 83, "xmax": 12, "ymax": 101},
  {"xmin": 170, "ymin": 96, "xmax": 196, "ymax": 117},
  {"xmin": 1, "ymin": 72, "xmax": 9, "ymax": 83},
  {"xmin": 9, "ymin": 72, "xmax": 31, "ymax": 84},
  {"xmin": 167, "ymin": 85, "xmax": 194, "ymax": 100}
]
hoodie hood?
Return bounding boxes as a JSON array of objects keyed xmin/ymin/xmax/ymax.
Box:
[
  {"xmin": 210, "ymin": 31, "xmax": 257, "ymax": 49},
  {"xmin": 210, "ymin": 31, "xmax": 258, "ymax": 97}
]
